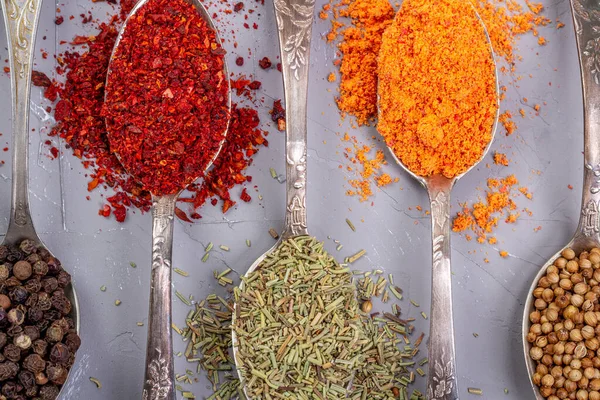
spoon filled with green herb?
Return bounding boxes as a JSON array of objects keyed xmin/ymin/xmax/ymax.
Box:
[{"xmin": 230, "ymin": 1, "xmax": 363, "ymax": 398}]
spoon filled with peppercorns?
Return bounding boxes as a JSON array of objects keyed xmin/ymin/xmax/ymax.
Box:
[
  {"xmin": 1, "ymin": 1, "xmax": 82, "ymax": 399},
  {"xmin": 103, "ymin": 0, "xmax": 231, "ymax": 398},
  {"xmin": 523, "ymin": 2, "xmax": 600, "ymax": 400}
]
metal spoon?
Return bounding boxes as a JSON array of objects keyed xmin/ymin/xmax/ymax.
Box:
[
  {"xmin": 377, "ymin": 8, "xmax": 499, "ymax": 399},
  {"xmin": 105, "ymin": 2, "xmax": 230, "ymax": 398},
  {"xmin": 1, "ymin": 0, "xmax": 80, "ymax": 338},
  {"xmin": 522, "ymin": 2, "xmax": 600, "ymax": 398},
  {"xmin": 230, "ymin": 0, "xmax": 321, "ymax": 396}
]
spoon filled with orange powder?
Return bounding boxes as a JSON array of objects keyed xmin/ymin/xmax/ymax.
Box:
[{"xmin": 377, "ymin": 0, "xmax": 499, "ymax": 398}]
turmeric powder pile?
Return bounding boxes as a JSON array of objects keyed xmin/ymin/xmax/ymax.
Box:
[{"xmin": 377, "ymin": 0, "xmax": 498, "ymax": 178}]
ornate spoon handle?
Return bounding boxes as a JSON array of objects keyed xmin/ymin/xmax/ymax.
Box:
[
  {"xmin": 142, "ymin": 194, "xmax": 177, "ymax": 400},
  {"xmin": 571, "ymin": 0, "xmax": 600, "ymax": 244},
  {"xmin": 426, "ymin": 178, "xmax": 459, "ymax": 400},
  {"xmin": 2, "ymin": 0, "xmax": 42, "ymax": 243},
  {"xmin": 273, "ymin": 0, "xmax": 315, "ymax": 239}
]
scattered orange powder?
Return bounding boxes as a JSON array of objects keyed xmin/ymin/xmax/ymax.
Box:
[
  {"xmin": 568, "ymin": 184, "xmax": 573, "ymax": 190},
  {"xmin": 519, "ymin": 186, "xmax": 533, "ymax": 199},
  {"xmin": 534, "ymin": 104, "xmax": 541, "ymax": 111},
  {"xmin": 488, "ymin": 237, "xmax": 498, "ymax": 245},
  {"xmin": 519, "ymin": 108, "xmax": 526, "ymax": 117},
  {"xmin": 538, "ymin": 36, "xmax": 547, "ymax": 45},
  {"xmin": 327, "ymin": 72, "xmax": 336, "ymax": 82},
  {"xmin": 333, "ymin": 0, "xmax": 395, "ymax": 125},
  {"xmin": 494, "ymin": 152, "xmax": 509, "ymax": 166},
  {"xmin": 319, "ymin": 11, "xmax": 328, "ymax": 19},
  {"xmin": 378, "ymin": 0, "xmax": 497, "ymax": 178},
  {"xmin": 557, "ymin": 21, "xmax": 565, "ymax": 29},
  {"xmin": 499, "ymin": 111, "xmax": 517, "ymax": 135},
  {"xmin": 453, "ymin": 175, "xmax": 526, "ymax": 242},
  {"xmin": 500, "ymin": 250, "xmax": 509, "ymax": 258}
]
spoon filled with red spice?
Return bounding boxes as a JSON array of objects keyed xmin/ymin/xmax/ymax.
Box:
[
  {"xmin": 377, "ymin": 0, "xmax": 499, "ymax": 398},
  {"xmin": 103, "ymin": 0, "xmax": 231, "ymax": 398}
]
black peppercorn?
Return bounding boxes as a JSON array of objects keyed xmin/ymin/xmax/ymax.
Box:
[
  {"xmin": 8, "ymin": 287, "xmax": 28, "ymax": 305},
  {"xmin": 7, "ymin": 308, "xmax": 25, "ymax": 326},
  {"xmin": 23, "ymin": 326, "xmax": 40, "ymax": 342},
  {"xmin": 39, "ymin": 384, "xmax": 59, "ymax": 400},
  {"xmin": 25, "ymin": 253, "xmax": 41, "ymax": 265},
  {"xmin": 50, "ymin": 295, "xmax": 70, "ymax": 315},
  {"xmin": 27, "ymin": 308, "xmax": 43, "ymax": 323},
  {"xmin": 23, "ymin": 354, "xmax": 45, "ymax": 374},
  {"xmin": 0, "ymin": 265, "xmax": 9, "ymax": 281},
  {"xmin": 4, "ymin": 277, "xmax": 20, "ymax": 288},
  {"xmin": 56, "ymin": 271, "xmax": 70, "ymax": 288},
  {"xmin": 1, "ymin": 380, "xmax": 19, "ymax": 397},
  {"xmin": 45, "ymin": 259, "xmax": 61, "ymax": 276},
  {"xmin": 64, "ymin": 333, "xmax": 80, "ymax": 353},
  {"xmin": 6, "ymin": 325, "xmax": 22, "ymax": 338},
  {"xmin": 25, "ymin": 293, "xmax": 39, "ymax": 309},
  {"xmin": 18, "ymin": 239, "xmax": 37, "ymax": 256},
  {"xmin": 0, "ymin": 310, "xmax": 10, "ymax": 329},
  {"xmin": 36, "ymin": 293, "xmax": 51, "ymax": 312},
  {"xmin": 25, "ymin": 386, "xmax": 38, "ymax": 397},
  {"xmin": 0, "ymin": 333, "xmax": 7, "ymax": 350},
  {"xmin": 3, "ymin": 344, "xmax": 20, "ymax": 362},
  {"xmin": 45, "ymin": 364, "xmax": 65, "ymax": 385},
  {"xmin": 31, "ymin": 341, "xmax": 48, "ymax": 358},
  {"xmin": 13, "ymin": 261, "xmax": 32, "ymax": 281},
  {"xmin": 0, "ymin": 295, "xmax": 11, "ymax": 311},
  {"xmin": 5, "ymin": 247, "xmax": 23, "ymax": 263},
  {"xmin": 14, "ymin": 334, "xmax": 31, "ymax": 350},
  {"xmin": 32, "ymin": 261, "xmax": 48, "ymax": 277},
  {"xmin": 18, "ymin": 370, "xmax": 35, "ymax": 389},
  {"xmin": 41, "ymin": 279, "xmax": 57, "ymax": 294},
  {"xmin": 0, "ymin": 246, "xmax": 8, "ymax": 263},
  {"xmin": 49, "ymin": 343, "xmax": 69, "ymax": 365},
  {"xmin": 35, "ymin": 372, "xmax": 48, "ymax": 385},
  {"xmin": 24, "ymin": 279, "xmax": 42, "ymax": 294},
  {"xmin": 45, "ymin": 326, "xmax": 63, "ymax": 343}
]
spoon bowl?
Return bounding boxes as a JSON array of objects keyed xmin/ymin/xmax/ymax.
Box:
[
  {"xmin": 105, "ymin": 1, "xmax": 231, "ymax": 398},
  {"xmin": 522, "ymin": 2, "xmax": 600, "ymax": 398},
  {"xmin": 376, "ymin": 3, "xmax": 499, "ymax": 398},
  {"xmin": 1, "ymin": 0, "xmax": 80, "ymax": 396}
]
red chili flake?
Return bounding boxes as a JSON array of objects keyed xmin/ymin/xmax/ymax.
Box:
[
  {"xmin": 49, "ymin": 147, "xmax": 59, "ymax": 159},
  {"xmin": 71, "ymin": 35, "xmax": 94, "ymax": 45},
  {"xmin": 55, "ymin": 16, "xmax": 64, "ymax": 25},
  {"xmin": 277, "ymin": 63, "xmax": 282, "ymax": 72},
  {"xmin": 248, "ymin": 81, "xmax": 261, "ymax": 90},
  {"xmin": 113, "ymin": 205, "xmax": 126, "ymax": 222},
  {"xmin": 31, "ymin": 71, "xmax": 52, "ymax": 88},
  {"xmin": 45, "ymin": 0, "xmax": 267, "ymax": 223},
  {"xmin": 234, "ymin": 2, "xmax": 244, "ymax": 12},
  {"xmin": 240, "ymin": 188, "xmax": 251, "ymax": 202},
  {"xmin": 253, "ymin": 23, "xmax": 258, "ymax": 29},
  {"xmin": 174, "ymin": 207, "xmax": 193, "ymax": 223},
  {"xmin": 235, "ymin": 56, "xmax": 244, "ymax": 66},
  {"xmin": 259, "ymin": 57, "xmax": 272, "ymax": 69},
  {"xmin": 99, "ymin": 204, "xmax": 111, "ymax": 218},
  {"xmin": 103, "ymin": 0, "xmax": 229, "ymax": 196},
  {"xmin": 3, "ymin": 67, "xmax": 9, "ymax": 73},
  {"xmin": 2, "ymin": 148, "xmax": 8, "ymax": 152},
  {"xmin": 44, "ymin": 83, "xmax": 60, "ymax": 102},
  {"xmin": 270, "ymin": 99, "xmax": 286, "ymax": 131}
]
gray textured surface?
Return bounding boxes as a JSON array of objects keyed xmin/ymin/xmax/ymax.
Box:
[{"xmin": 0, "ymin": 0, "xmax": 582, "ymax": 398}]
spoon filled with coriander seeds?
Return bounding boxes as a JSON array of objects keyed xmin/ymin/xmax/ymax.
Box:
[
  {"xmin": 103, "ymin": 0, "xmax": 231, "ymax": 398},
  {"xmin": 523, "ymin": 2, "xmax": 600, "ymax": 400},
  {"xmin": 377, "ymin": 0, "xmax": 499, "ymax": 398},
  {"xmin": 1, "ymin": 1, "xmax": 82, "ymax": 399},
  {"xmin": 230, "ymin": 1, "xmax": 362, "ymax": 398}
]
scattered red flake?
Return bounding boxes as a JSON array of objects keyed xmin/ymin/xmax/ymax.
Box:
[
  {"xmin": 31, "ymin": 71, "xmax": 52, "ymax": 87},
  {"xmin": 259, "ymin": 57, "xmax": 272, "ymax": 69},
  {"xmin": 277, "ymin": 63, "xmax": 282, "ymax": 72},
  {"xmin": 43, "ymin": 83, "xmax": 59, "ymax": 101},
  {"xmin": 248, "ymin": 81, "xmax": 261, "ymax": 90},
  {"xmin": 175, "ymin": 207, "xmax": 193, "ymax": 223},
  {"xmin": 55, "ymin": 16, "xmax": 64, "ymax": 25},
  {"xmin": 568, "ymin": 184, "xmax": 573, "ymax": 190},
  {"xmin": 99, "ymin": 204, "xmax": 111, "ymax": 218},
  {"xmin": 2, "ymin": 148, "xmax": 8, "ymax": 152},
  {"xmin": 240, "ymin": 188, "xmax": 251, "ymax": 202},
  {"xmin": 234, "ymin": 2, "xmax": 244, "ymax": 12},
  {"xmin": 3, "ymin": 67, "xmax": 9, "ymax": 73},
  {"xmin": 270, "ymin": 99, "xmax": 286, "ymax": 131},
  {"xmin": 49, "ymin": 147, "xmax": 59, "ymax": 159},
  {"xmin": 235, "ymin": 56, "xmax": 244, "ymax": 66}
]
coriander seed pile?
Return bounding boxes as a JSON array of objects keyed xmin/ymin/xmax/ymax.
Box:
[{"xmin": 527, "ymin": 247, "xmax": 600, "ymax": 400}]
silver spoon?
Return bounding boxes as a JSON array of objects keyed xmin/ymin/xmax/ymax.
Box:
[
  {"xmin": 522, "ymin": 2, "xmax": 600, "ymax": 398},
  {"xmin": 377, "ymin": 7, "xmax": 499, "ymax": 399},
  {"xmin": 231, "ymin": 0, "xmax": 322, "ymax": 396},
  {"xmin": 1, "ymin": 0, "xmax": 80, "ymax": 342},
  {"xmin": 104, "ymin": 1, "xmax": 231, "ymax": 398}
]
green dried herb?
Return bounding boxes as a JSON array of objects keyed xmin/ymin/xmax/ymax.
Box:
[{"xmin": 234, "ymin": 236, "xmax": 360, "ymax": 399}]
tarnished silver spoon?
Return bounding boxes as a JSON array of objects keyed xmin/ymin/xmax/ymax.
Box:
[
  {"xmin": 105, "ymin": 1, "xmax": 231, "ymax": 398},
  {"xmin": 1, "ymin": 0, "xmax": 80, "ymax": 335},
  {"xmin": 523, "ymin": 2, "xmax": 600, "ymax": 398},
  {"xmin": 377, "ymin": 5, "xmax": 499, "ymax": 399}
]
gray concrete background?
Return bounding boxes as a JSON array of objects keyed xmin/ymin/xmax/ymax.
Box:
[{"xmin": 0, "ymin": 0, "xmax": 580, "ymax": 398}]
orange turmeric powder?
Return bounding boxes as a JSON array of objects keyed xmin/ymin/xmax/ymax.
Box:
[{"xmin": 378, "ymin": 0, "xmax": 498, "ymax": 178}]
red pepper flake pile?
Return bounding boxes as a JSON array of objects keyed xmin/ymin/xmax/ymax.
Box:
[
  {"xmin": 452, "ymin": 175, "xmax": 533, "ymax": 243},
  {"xmin": 104, "ymin": 0, "xmax": 229, "ymax": 195},
  {"xmin": 45, "ymin": 0, "xmax": 267, "ymax": 222}
]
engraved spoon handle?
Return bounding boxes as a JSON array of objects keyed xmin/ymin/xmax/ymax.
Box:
[
  {"xmin": 426, "ymin": 180, "xmax": 459, "ymax": 400},
  {"xmin": 142, "ymin": 194, "xmax": 177, "ymax": 400},
  {"xmin": 1, "ymin": 0, "xmax": 42, "ymax": 242},
  {"xmin": 570, "ymin": 0, "xmax": 600, "ymax": 243},
  {"xmin": 273, "ymin": 0, "xmax": 315, "ymax": 239}
]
